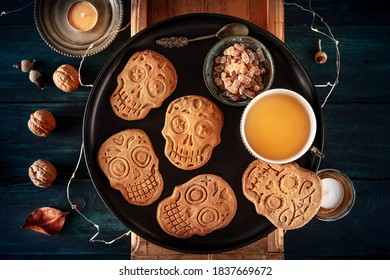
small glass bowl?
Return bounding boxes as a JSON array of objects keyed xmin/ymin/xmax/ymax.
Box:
[
  {"xmin": 316, "ymin": 169, "xmax": 356, "ymax": 221},
  {"xmin": 203, "ymin": 35, "xmax": 274, "ymax": 106}
]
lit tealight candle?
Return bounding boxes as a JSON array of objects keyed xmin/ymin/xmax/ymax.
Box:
[
  {"xmin": 67, "ymin": 1, "xmax": 98, "ymax": 32},
  {"xmin": 320, "ymin": 177, "xmax": 344, "ymax": 209}
]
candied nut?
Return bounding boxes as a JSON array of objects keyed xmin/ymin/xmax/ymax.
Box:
[
  {"xmin": 28, "ymin": 159, "xmax": 57, "ymax": 188},
  {"xmin": 214, "ymin": 77, "xmax": 223, "ymax": 87},
  {"xmin": 214, "ymin": 65, "xmax": 224, "ymax": 72},
  {"xmin": 223, "ymin": 46, "xmax": 235, "ymax": 56},
  {"xmin": 252, "ymin": 84, "xmax": 261, "ymax": 92},
  {"xmin": 233, "ymin": 43, "xmax": 244, "ymax": 51},
  {"xmin": 245, "ymin": 90, "xmax": 256, "ymax": 99},
  {"xmin": 238, "ymin": 74, "xmax": 251, "ymax": 84},
  {"xmin": 256, "ymin": 48, "xmax": 265, "ymax": 62},
  {"xmin": 241, "ymin": 52, "xmax": 250, "ymax": 64},
  {"xmin": 239, "ymin": 85, "xmax": 246, "ymax": 95},
  {"xmin": 28, "ymin": 110, "xmax": 56, "ymax": 137},
  {"xmin": 223, "ymin": 78, "xmax": 232, "ymax": 88},
  {"xmin": 52, "ymin": 64, "xmax": 80, "ymax": 92},
  {"xmin": 246, "ymin": 49, "xmax": 255, "ymax": 60}
]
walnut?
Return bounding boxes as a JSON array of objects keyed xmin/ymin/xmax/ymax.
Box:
[
  {"xmin": 28, "ymin": 159, "xmax": 57, "ymax": 188},
  {"xmin": 52, "ymin": 64, "xmax": 80, "ymax": 92},
  {"xmin": 28, "ymin": 110, "xmax": 56, "ymax": 137}
]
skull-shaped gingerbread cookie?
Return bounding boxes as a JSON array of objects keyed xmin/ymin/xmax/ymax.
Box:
[
  {"xmin": 162, "ymin": 95, "xmax": 224, "ymax": 170},
  {"xmin": 242, "ymin": 159, "xmax": 323, "ymax": 230},
  {"xmin": 157, "ymin": 174, "xmax": 237, "ymax": 238},
  {"xmin": 97, "ymin": 129, "xmax": 163, "ymax": 206},
  {"xmin": 110, "ymin": 49, "xmax": 178, "ymax": 121}
]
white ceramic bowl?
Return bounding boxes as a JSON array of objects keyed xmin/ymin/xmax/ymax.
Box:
[{"xmin": 240, "ymin": 88, "xmax": 317, "ymax": 164}]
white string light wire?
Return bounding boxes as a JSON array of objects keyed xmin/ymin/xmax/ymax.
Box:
[
  {"xmin": 66, "ymin": 143, "xmax": 132, "ymax": 244},
  {"xmin": 0, "ymin": 1, "xmax": 34, "ymax": 16},
  {"xmin": 78, "ymin": 21, "xmax": 131, "ymax": 87},
  {"xmin": 69, "ymin": 22, "xmax": 134, "ymax": 244},
  {"xmin": 285, "ymin": 0, "xmax": 341, "ymax": 107}
]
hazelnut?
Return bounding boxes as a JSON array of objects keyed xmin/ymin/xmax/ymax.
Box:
[
  {"xmin": 53, "ymin": 64, "xmax": 80, "ymax": 92},
  {"xmin": 28, "ymin": 110, "xmax": 56, "ymax": 137},
  {"xmin": 28, "ymin": 159, "xmax": 57, "ymax": 188}
]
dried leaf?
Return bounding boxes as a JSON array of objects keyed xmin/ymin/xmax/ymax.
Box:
[{"xmin": 22, "ymin": 207, "xmax": 69, "ymax": 236}]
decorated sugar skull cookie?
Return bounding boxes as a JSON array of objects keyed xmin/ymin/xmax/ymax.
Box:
[
  {"xmin": 162, "ymin": 95, "xmax": 224, "ymax": 170},
  {"xmin": 242, "ymin": 159, "xmax": 323, "ymax": 230},
  {"xmin": 97, "ymin": 129, "xmax": 163, "ymax": 206},
  {"xmin": 110, "ymin": 49, "xmax": 178, "ymax": 121},
  {"xmin": 157, "ymin": 174, "xmax": 237, "ymax": 238}
]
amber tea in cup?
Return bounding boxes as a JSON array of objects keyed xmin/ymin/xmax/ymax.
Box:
[{"xmin": 240, "ymin": 88, "xmax": 316, "ymax": 164}]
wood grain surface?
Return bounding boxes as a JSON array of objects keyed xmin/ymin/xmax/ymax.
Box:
[{"xmin": 131, "ymin": 0, "xmax": 270, "ymax": 36}]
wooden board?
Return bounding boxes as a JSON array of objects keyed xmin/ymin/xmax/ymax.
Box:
[
  {"xmin": 130, "ymin": 0, "xmax": 285, "ymax": 260},
  {"xmin": 131, "ymin": 0, "xmax": 284, "ymax": 41},
  {"xmin": 131, "ymin": 229, "xmax": 284, "ymax": 260}
]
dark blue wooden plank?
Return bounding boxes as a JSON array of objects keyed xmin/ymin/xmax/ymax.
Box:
[
  {"xmin": 0, "ymin": 179, "xmax": 130, "ymax": 259},
  {"xmin": 320, "ymin": 103, "xmax": 390, "ymax": 179},
  {"xmin": 0, "ymin": 103, "xmax": 89, "ymax": 186},
  {"xmin": 285, "ymin": 0, "xmax": 390, "ymax": 26},
  {"xmin": 0, "ymin": 26, "xmax": 130, "ymax": 103},
  {"xmin": 285, "ymin": 180, "xmax": 390, "ymax": 259},
  {"xmin": 285, "ymin": 26, "xmax": 390, "ymax": 103},
  {"xmin": 0, "ymin": 0, "xmax": 35, "ymax": 26}
]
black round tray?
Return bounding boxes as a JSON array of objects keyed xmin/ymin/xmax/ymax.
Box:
[{"xmin": 83, "ymin": 14, "xmax": 324, "ymax": 253}]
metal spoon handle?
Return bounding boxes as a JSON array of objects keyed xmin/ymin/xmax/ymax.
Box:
[
  {"xmin": 188, "ymin": 34, "xmax": 216, "ymax": 42},
  {"xmin": 156, "ymin": 33, "xmax": 216, "ymax": 48}
]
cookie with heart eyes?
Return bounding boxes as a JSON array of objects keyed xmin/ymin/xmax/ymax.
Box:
[{"xmin": 97, "ymin": 129, "xmax": 164, "ymax": 206}]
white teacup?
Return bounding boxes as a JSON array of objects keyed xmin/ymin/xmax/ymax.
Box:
[{"xmin": 240, "ymin": 88, "xmax": 317, "ymax": 164}]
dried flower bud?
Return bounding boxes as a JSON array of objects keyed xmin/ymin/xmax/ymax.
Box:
[
  {"xmin": 314, "ymin": 39, "xmax": 328, "ymax": 64},
  {"xmin": 52, "ymin": 64, "xmax": 80, "ymax": 92},
  {"xmin": 315, "ymin": 52, "xmax": 328, "ymax": 64},
  {"xmin": 13, "ymin": 59, "xmax": 36, "ymax": 72},
  {"xmin": 28, "ymin": 159, "xmax": 57, "ymax": 188},
  {"xmin": 28, "ymin": 110, "xmax": 56, "ymax": 137},
  {"xmin": 29, "ymin": 69, "xmax": 44, "ymax": 89}
]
